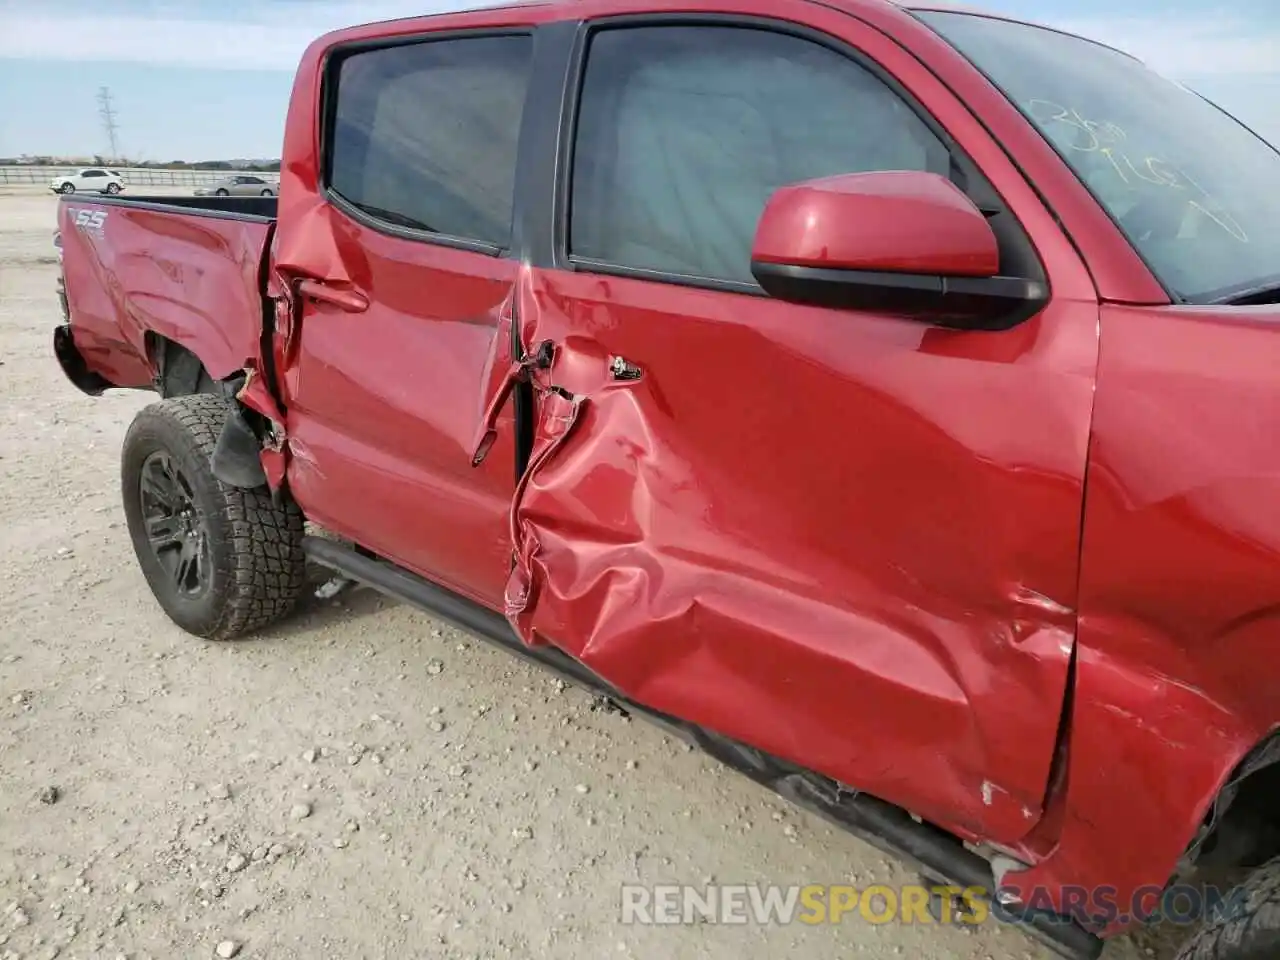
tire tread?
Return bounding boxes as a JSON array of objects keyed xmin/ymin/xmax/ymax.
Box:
[
  {"xmin": 1177, "ymin": 858, "xmax": 1280, "ymax": 960},
  {"xmin": 123, "ymin": 394, "xmax": 305, "ymax": 640}
]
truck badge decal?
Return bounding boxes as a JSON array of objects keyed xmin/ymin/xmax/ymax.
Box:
[{"xmin": 71, "ymin": 208, "xmax": 108, "ymax": 237}]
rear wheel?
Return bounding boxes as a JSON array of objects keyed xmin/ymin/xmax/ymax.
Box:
[
  {"xmin": 106, "ymin": 182, "xmax": 121, "ymax": 194},
  {"xmin": 261, "ymin": 189, "xmax": 273, "ymax": 196},
  {"xmin": 121, "ymin": 395, "xmax": 305, "ymax": 640},
  {"xmin": 1174, "ymin": 857, "xmax": 1280, "ymax": 959}
]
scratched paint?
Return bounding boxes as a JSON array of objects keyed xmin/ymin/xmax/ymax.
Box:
[
  {"xmin": 59, "ymin": 200, "xmax": 273, "ymax": 388},
  {"xmin": 1000, "ymin": 301, "xmax": 1280, "ymax": 934},
  {"xmin": 491, "ymin": 262, "xmax": 1099, "ymax": 846}
]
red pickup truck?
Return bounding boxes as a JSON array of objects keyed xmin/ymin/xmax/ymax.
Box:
[{"xmin": 53, "ymin": 1, "xmax": 1280, "ymax": 956}]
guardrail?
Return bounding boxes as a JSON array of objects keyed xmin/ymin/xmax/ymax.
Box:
[{"xmin": 0, "ymin": 166, "xmax": 279, "ymax": 188}]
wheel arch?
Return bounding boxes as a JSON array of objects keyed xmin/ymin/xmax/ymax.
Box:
[
  {"xmin": 1181, "ymin": 730, "xmax": 1280, "ymax": 877},
  {"xmin": 147, "ymin": 333, "xmax": 219, "ymax": 398},
  {"xmin": 997, "ymin": 637, "xmax": 1272, "ymax": 937},
  {"xmin": 145, "ymin": 333, "xmax": 270, "ymax": 489}
]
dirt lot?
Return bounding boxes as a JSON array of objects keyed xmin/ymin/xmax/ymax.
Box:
[{"xmin": 0, "ymin": 186, "xmax": 1170, "ymax": 960}]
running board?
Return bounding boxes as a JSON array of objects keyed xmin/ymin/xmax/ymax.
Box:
[{"xmin": 302, "ymin": 535, "xmax": 1102, "ymax": 960}]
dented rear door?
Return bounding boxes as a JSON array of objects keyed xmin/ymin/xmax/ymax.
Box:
[{"xmin": 487, "ymin": 3, "xmax": 1102, "ymax": 846}]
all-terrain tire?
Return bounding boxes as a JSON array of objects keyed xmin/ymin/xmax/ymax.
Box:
[
  {"xmin": 1175, "ymin": 857, "xmax": 1280, "ymax": 960},
  {"xmin": 121, "ymin": 394, "xmax": 305, "ymax": 640}
]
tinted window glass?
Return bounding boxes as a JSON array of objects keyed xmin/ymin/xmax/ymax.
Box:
[
  {"xmin": 920, "ymin": 12, "xmax": 1280, "ymax": 302},
  {"xmin": 329, "ymin": 35, "xmax": 532, "ymax": 246},
  {"xmin": 570, "ymin": 26, "xmax": 951, "ymax": 283},
  {"xmin": 83, "ymin": 170, "xmax": 104, "ymax": 177}
]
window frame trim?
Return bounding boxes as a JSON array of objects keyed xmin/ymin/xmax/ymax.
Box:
[
  {"xmin": 552, "ymin": 12, "xmax": 1042, "ymax": 294},
  {"xmin": 318, "ymin": 26, "xmax": 537, "ymax": 257}
]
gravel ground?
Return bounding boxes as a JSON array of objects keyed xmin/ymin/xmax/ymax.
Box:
[{"xmin": 0, "ymin": 186, "xmax": 1173, "ymax": 960}]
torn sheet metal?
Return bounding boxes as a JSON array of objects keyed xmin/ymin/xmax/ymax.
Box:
[
  {"xmin": 496, "ymin": 269, "xmax": 1101, "ymax": 846},
  {"xmin": 505, "ymin": 385, "xmax": 586, "ymax": 639}
]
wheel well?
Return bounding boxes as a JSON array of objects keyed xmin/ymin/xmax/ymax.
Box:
[
  {"xmin": 1183, "ymin": 733, "xmax": 1280, "ymax": 875},
  {"xmin": 144, "ymin": 334, "xmax": 275, "ymax": 491},
  {"xmin": 146, "ymin": 335, "xmax": 219, "ymax": 398}
]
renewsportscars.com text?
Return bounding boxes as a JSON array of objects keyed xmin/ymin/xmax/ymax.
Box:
[{"xmin": 620, "ymin": 882, "xmax": 1248, "ymax": 928}]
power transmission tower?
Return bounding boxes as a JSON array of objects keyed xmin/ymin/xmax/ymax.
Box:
[{"xmin": 97, "ymin": 86, "xmax": 121, "ymax": 161}]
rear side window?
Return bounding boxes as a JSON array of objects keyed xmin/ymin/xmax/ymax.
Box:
[
  {"xmin": 328, "ymin": 34, "xmax": 532, "ymax": 247},
  {"xmin": 569, "ymin": 26, "xmax": 951, "ymax": 284}
]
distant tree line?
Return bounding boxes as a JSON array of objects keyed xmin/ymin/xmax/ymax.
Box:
[{"xmin": 0, "ymin": 156, "xmax": 282, "ymax": 172}]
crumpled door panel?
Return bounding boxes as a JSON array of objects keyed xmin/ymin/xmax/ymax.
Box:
[{"xmin": 493, "ymin": 269, "xmax": 1098, "ymax": 845}]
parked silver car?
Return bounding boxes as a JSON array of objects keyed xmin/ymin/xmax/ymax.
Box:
[{"xmin": 194, "ymin": 175, "xmax": 278, "ymax": 197}]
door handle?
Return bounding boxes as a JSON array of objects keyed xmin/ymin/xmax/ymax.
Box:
[{"xmin": 297, "ymin": 278, "xmax": 368, "ymax": 313}]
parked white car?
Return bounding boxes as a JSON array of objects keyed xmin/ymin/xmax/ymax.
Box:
[
  {"xmin": 193, "ymin": 175, "xmax": 278, "ymax": 197},
  {"xmin": 49, "ymin": 169, "xmax": 125, "ymax": 195}
]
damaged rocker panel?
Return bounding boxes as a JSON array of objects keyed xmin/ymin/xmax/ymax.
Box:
[{"xmin": 302, "ymin": 533, "xmax": 1102, "ymax": 960}]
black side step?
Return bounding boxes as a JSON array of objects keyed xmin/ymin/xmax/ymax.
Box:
[
  {"xmin": 303, "ymin": 535, "xmax": 624, "ymax": 698},
  {"xmin": 302, "ymin": 535, "xmax": 1102, "ymax": 960}
]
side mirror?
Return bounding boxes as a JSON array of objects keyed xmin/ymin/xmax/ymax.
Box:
[{"xmin": 750, "ymin": 171, "xmax": 1046, "ymax": 329}]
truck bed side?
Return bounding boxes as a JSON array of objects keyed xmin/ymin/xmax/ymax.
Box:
[{"xmin": 58, "ymin": 195, "xmax": 276, "ymax": 391}]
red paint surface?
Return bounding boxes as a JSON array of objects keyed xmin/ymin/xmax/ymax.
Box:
[
  {"xmin": 59, "ymin": 202, "xmax": 273, "ymax": 386},
  {"xmin": 752, "ymin": 170, "xmax": 1000, "ymax": 275},
  {"xmin": 504, "ymin": 263, "xmax": 1096, "ymax": 844},
  {"xmin": 273, "ymin": 204, "xmax": 521, "ymax": 606},
  {"xmin": 1002, "ymin": 302, "xmax": 1280, "ymax": 933},
  {"xmin": 265, "ymin": 0, "xmax": 548, "ymax": 606},
  {"xmin": 58, "ymin": 0, "xmax": 1280, "ymax": 939}
]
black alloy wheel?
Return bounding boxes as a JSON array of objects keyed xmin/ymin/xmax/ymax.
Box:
[{"xmin": 138, "ymin": 450, "xmax": 211, "ymax": 598}]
